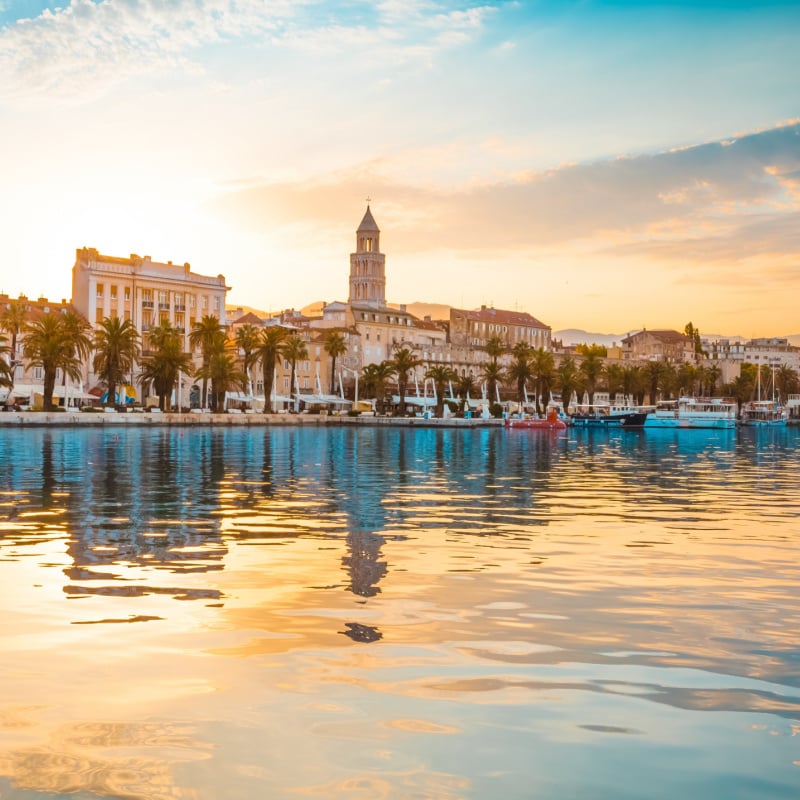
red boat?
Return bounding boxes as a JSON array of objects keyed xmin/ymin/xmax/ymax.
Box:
[{"xmin": 504, "ymin": 409, "xmax": 567, "ymax": 430}]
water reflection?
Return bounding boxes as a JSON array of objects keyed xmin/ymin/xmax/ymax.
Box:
[{"xmin": 1, "ymin": 425, "xmax": 799, "ymax": 799}]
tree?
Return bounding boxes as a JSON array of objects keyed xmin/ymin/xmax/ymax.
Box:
[
  {"xmin": 425, "ymin": 364, "xmax": 457, "ymax": 418},
  {"xmin": 255, "ymin": 326, "xmax": 288, "ymax": 413},
  {"xmin": 604, "ymin": 363, "xmax": 625, "ymax": 404},
  {"xmin": 557, "ymin": 356, "xmax": 579, "ymax": 413},
  {"xmin": 530, "ymin": 347, "xmax": 555, "ymax": 415},
  {"xmin": 0, "ymin": 299, "xmax": 28, "ymax": 377},
  {"xmin": 575, "ymin": 343, "xmax": 607, "ymax": 358},
  {"xmin": 93, "ymin": 317, "xmax": 140, "ymax": 407},
  {"xmin": 644, "ymin": 360, "xmax": 668, "ymax": 404},
  {"xmin": 361, "ymin": 361, "xmax": 395, "ymax": 414},
  {"xmin": 676, "ymin": 362, "xmax": 696, "ymax": 397},
  {"xmin": 482, "ymin": 360, "xmax": 505, "ymax": 405},
  {"xmin": 0, "ymin": 336, "xmax": 12, "ymax": 388},
  {"xmin": 323, "ymin": 330, "xmax": 348, "ymax": 394},
  {"xmin": 684, "ymin": 322, "xmax": 704, "ymax": 359},
  {"xmin": 484, "ymin": 334, "xmax": 506, "ymax": 364},
  {"xmin": 140, "ymin": 322, "xmax": 194, "ymax": 410},
  {"xmin": 704, "ymin": 364, "xmax": 722, "ymax": 397},
  {"xmin": 622, "ymin": 365, "xmax": 645, "ymax": 406},
  {"xmin": 234, "ymin": 323, "xmax": 261, "ymax": 394},
  {"xmin": 190, "ymin": 315, "xmax": 226, "ymax": 409},
  {"xmin": 199, "ymin": 348, "xmax": 245, "ymax": 411},
  {"xmin": 506, "ymin": 341, "xmax": 533, "ymax": 409},
  {"xmin": 775, "ymin": 364, "xmax": 799, "ymax": 401},
  {"xmin": 578, "ymin": 351, "xmax": 604, "ymax": 407},
  {"xmin": 282, "ymin": 334, "xmax": 308, "ymax": 412},
  {"xmin": 389, "ymin": 346, "xmax": 422, "ymax": 416},
  {"xmin": 23, "ymin": 312, "xmax": 91, "ymax": 411}
]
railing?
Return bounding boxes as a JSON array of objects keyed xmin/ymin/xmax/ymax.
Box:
[
  {"xmin": 142, "ymin": 300, "xmax": 154, "ymax": 309},
  {"xmin": 158, "ymin": 302, "xmax": 170, "ymax": 310}
]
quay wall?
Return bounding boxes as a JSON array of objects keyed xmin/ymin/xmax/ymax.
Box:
[{"xmin": 0, "ymin": 412, "xmax": 503, "ymax": 429}]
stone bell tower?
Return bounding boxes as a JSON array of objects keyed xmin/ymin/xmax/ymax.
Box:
[{"xmin": 348, "ymin": 204, "xmax": 386, "ymax": 307}]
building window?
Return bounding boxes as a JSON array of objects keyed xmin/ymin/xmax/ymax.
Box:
[
  {"xmin": 110, "ymin": 285, "xmax": 117, "ymax": 301},
  {"xmin": 96, "ymin": 283, "xmax": 104, "ymax": 299},
  {"xmin": 124, "ymin": 287, "xmax": 131, "ymax": 301}
]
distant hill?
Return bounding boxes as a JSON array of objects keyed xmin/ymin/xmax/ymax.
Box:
[
  {"xmin": 391, "ymin": 301, "xmax": 451, "ymax": 321},
  {"xmin": 554, "ymin": 329, "xmax": 631, "ymax": 347}
]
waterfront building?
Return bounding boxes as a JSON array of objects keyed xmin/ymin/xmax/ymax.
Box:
[
  {"xmin": 0, "ymin": 293, "xmax": 87, "ymax": 404},
  {"xmin": 621, "ymin": 329, "xmax": 694, "ymax": 363},
  {"xmin": 703, "ymin": 337, "xmax": 800, "ymax": 371},
  {"xmin": 71, "ymin": 247, "xmax": 230, "ymax": 398}
]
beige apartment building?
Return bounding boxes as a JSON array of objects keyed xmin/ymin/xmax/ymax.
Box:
[
  {"xmin": 72, "ymin": 248, "xmax": 229, "ymax": 336},
  {"xmin": 72, "ymin": 247, "xmax": 230, "ymax": 399}
]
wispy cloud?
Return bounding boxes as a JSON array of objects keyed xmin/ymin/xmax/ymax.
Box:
[
  {"xmin": 214, "ymin": 121, "xmax": 800, "ymax": 263},
  {"xmin": 0, "ymin": 0, "xmax": 493, "ymax": 100}
]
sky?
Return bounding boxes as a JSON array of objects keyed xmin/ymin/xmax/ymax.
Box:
[{"xmin": 1, "ymin": 0, "xmax": 799, "ymax": 337}]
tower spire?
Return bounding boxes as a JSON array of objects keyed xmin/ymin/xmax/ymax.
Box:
[{"xmin": 349, "ymin": 204, "xmax": 386, "ymax": 306}]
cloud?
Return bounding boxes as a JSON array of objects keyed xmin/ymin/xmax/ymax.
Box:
[
  {"xmin": 212, "ymin": 121, "xmax": 800, "ymax": 266},
  {"xmin": 0, "ymin": 0, "xmax": 493, "ymax": 101}
]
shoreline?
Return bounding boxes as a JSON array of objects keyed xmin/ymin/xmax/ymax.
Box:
[{"xmin": 0, "ymin": 411, "xmax": 504, "ymax": 428}]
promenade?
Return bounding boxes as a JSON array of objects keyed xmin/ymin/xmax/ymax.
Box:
[{"xmin": 0, "ymin": 411, "xmax": 502, "ymax": 428}]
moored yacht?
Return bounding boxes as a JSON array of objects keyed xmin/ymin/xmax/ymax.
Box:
[{"xmin": 634, "ymin": 396, "xmax": 737, "ymax": 429}]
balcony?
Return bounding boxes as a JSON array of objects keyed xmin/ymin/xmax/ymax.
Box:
[
  {"xmin": 175, "ymin": 303, "xmax": 186, "ymax": 312},
  {"xmin": 142, "ymin": 300, "xmax": 154, "ymax": 309},
  {"xmin": 158, "ymin": 302, "xmax": 170, "ymax": 311}
]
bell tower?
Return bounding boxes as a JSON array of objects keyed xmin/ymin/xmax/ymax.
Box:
[{"xmin": 348, "ymin": 204, "xmax": 386, "ymax": 307}]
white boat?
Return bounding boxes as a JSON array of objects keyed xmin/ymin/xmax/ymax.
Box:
[
  {"xmin": 643, "ymin": 396, "xmax": 737, "ymax": 429},
  {"xmin": 740, "ymin": 367, "xmax": 788, "ymax": 427}
]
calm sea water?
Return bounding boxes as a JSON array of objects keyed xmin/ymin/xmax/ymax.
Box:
[{"xmin": 0, "ymin": 424, "xmax": 798, "ymax": 799}]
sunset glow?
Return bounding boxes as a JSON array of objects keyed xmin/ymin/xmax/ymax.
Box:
[{"xmin": 2, "ymin": 1, "xmax": 799, "ymax": 336}]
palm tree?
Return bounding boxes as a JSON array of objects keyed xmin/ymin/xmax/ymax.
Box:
[
  {"xmin": 0, "ymin": 299, "xmax": 28, "ymax": 377},
  {"xmin": 622, "ymin": 365, "xmax": 645, "ymax": 406},
  {"xmin": 282, "ymin": 334, "xmax": 308, "ymax": 412},
  {"xmin": 604, "ymin": 363, "xmax": 625, "ymax": 404},
  {"xmin": 775, "ymin": 364, "xmax": 799, "ymax": 400},
  {"xmin": 557, "ymin": 356, "xmax": 579, "ymax": 413},
  {"xmin": 578, "ymin": 351, "xmax": 604, "ymax": 407},
  {"xmin": 255, "ymin": 326, "xmax": 288, "ymax": 413},
  {"xmin": 425, "ymin": 364, "xmax": 457, "ymax": 418},
  {"xmin": 530, "ymin": 347, "xmax": 555, "ymax": 415},
  {"xmin": 643, "ymin": 360, "xmax": 668, "ymax": 404},
  {"xmin": 140, "ymin": 322, "xmax": 194, "ymax": 411},
  {"xmin": 234, "ymin": 323, "xmax": 261, "ymax": 395},
  {"xmin": 199, "ymin": 348, "xmax": 245, "ymax": 411},
  {"xmin": 190, "ymin": 315, "xmax": 226, "ymax": 409},
  {"xmin": 482, "ymin": 360, "xmax": 504, "ymax": 406},
  {"xmin": 704, "ymin": 363, "xmax": 722, "ymax": 397},
  {"xmin": 23, "ymin": 312, "xmax": 91, "ymax": 411},
  {"xmin": 93, "ymin": 317, "xmax": 140, "ymax": 407},
  {"xmin": 484, "ymin": 334, "xmax": 506, "ymax": 364},
  {"xmin": 323, "ymin": 330, "xmax": 348, "ymax": 394},
  {"xmin": 676, "ymin": 362, "xmax": 696, "ymax": 397},
  {"xmin": 507, "ymin": 341, "xmax": 533, "ymax": 409},
  {"xmin": 361, "ymin": 361, "xmax": 394, "ymax": 414},
  {"xmin": 0, "ymin": 336, "xmax": 12, "ymax": 388},
  {"xmin": 389, "ymin": 346, "xmax": 422, "ymax": 416}
]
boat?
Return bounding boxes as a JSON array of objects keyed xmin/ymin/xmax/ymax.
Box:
[
  {"xmin": 569, "ymin": 402, "xmax": 647, "ymax": 428},
  {"xmin": 505, "ymin": 408, "xmax": 567, "ymax": 430},
  {"xmin": 633, "ymin": 396, "xmax": 737, "ymax": 429},
  {"xmin": 618, "ymin": 411, "xmax": 650, "ymax": 429},
  {"xmin": 739, "ymin": 367, "xmax": 788, "ymax": 427}
]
